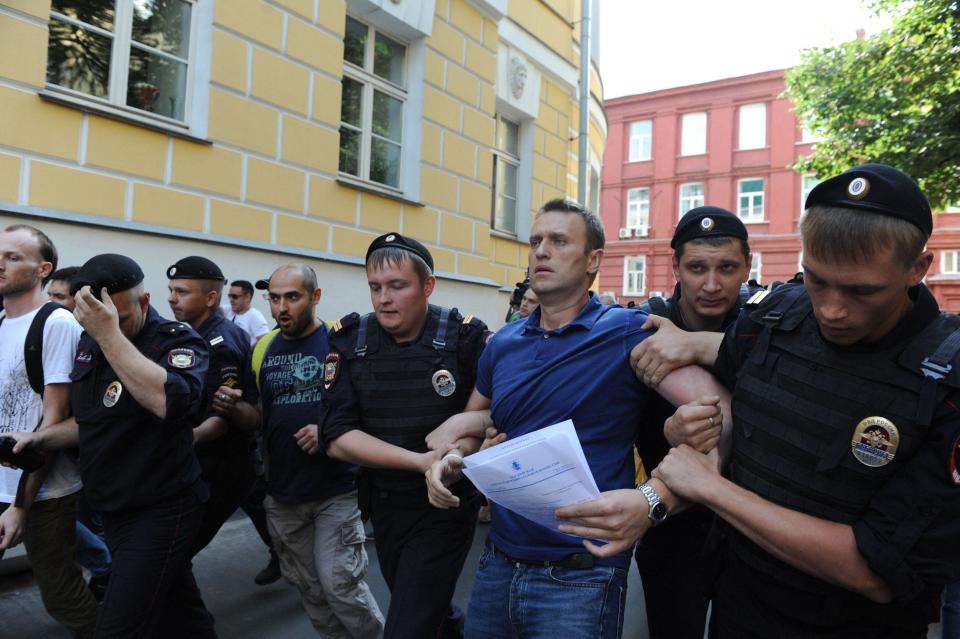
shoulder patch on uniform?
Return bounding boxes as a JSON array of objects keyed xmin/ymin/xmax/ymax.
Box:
[
  {"xmin": 462, "ymin": 314, "xmax": 473, "ymax": 324},
  {"xmin": 323, "ymin": 353, "xmax": 341, "ymax": 390},
  {"xmin": 209, "ymin": 335, "xmax": 225, "ymax": 346},
  {"xmin": 745, "ymin": 290, "xmax": 770, "ymax": 306},
  {"xmin": 168, "ymin": 348, "xmax": 197, "ymax": 369},
  {"xmin": 950, "ymin": 433, "xmax": 960, "ymax": 484}
]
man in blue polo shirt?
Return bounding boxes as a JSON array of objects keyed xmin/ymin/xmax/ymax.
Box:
[{"xmin": 426, "ymin": 198, "xmax": 727, "ymax": 639}]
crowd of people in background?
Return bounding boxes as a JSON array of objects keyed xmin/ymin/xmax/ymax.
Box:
[{"xmin": 0, "ymin": 163, "xmax": 958, "ymax": 639}]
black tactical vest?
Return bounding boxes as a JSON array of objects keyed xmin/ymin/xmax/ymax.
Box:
[
  {"xmin": 330, "ymin": 305, "xmax": 477, "ymax": 491},
  {"xmin": 726, "ymin": 283, "xmax": 960, "ymax": 627}
]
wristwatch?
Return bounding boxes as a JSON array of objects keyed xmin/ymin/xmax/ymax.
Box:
[{"xmin": 638, "ymin": 483, "xmax": 668, "ymax": 526}]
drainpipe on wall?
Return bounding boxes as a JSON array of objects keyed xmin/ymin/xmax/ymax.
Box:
[{"xmin": 577, "ymin": 0, "xmax": 591, "ymax": 205}]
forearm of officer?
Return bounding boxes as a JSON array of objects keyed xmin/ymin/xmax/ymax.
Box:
[
  {"xmin": 699, "ymin": 474, "xmax": 893, "ymax": 603},
  {"xmin": 193, "ymin": 415, "xmax": 229, "ymax": 445},
  {"xmin": 226, "ymin": 401, "xmax": 261, "ymax": 432},
  {"xmin": 328, "ymin": 430, "xmax": 437, "ymax": 473},
  {"xmin": 424, "ymin": 390, "xmax": 493, "ymax": 451},
  {"xmin": 96, "ymin": 329, "xmax": 170, "ymax": 419}
]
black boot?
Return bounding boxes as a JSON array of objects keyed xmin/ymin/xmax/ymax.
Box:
[{"xmin": 254, "ymin": 551, "xmax": 280, "ymax": 586}]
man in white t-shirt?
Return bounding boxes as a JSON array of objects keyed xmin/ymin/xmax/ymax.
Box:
[
  {"xmin": 0, "ymin": 224, "xmax": 97, "ymax": 638},
  {"xmin": 222, "ymin": 279, "xmax": 270, "ymax": 347}
]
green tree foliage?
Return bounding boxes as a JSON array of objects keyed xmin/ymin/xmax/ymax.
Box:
[{"xmin": 786, "ymin": 0, "xmax": 960, "ymax": 209}]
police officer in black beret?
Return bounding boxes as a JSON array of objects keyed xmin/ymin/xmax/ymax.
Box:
[
  {"xmin": 641, "ymin": 164, "xmax": 960, "ymax": 637},
  {"xmin": 629, "ymin": 206, "xmax": 762, "ymax": 639},
  {"xmin": 320, "ymin": 232, "xmax": 489, "ymax": 638},
  {"xmin": 166, "ymin": 257, "xmax": 260, "ymax": 560},
  {"xmin": 14, "ymin": 253, "xmax": 219, "ymax": 637}
]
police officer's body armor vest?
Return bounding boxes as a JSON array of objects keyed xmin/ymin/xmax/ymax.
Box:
[
  {"xmin": 330, "ymin": 305, "xmax": 478, "ymax": 492},
  {"xmin": 726, "ymin": 282, "xmax": 960, "ymax": 629}
]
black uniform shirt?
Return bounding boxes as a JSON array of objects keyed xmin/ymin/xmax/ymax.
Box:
[
  {"xmin": 194, "ymin": 310, "xmax": 258, "ymax": 460},
  {"xmin": 72, "ymin": 306, "xmax": 208, "ymax": 512},
  {"xmin": 713, "ymin": 284, "xmax": 960, "ymax": 603}
]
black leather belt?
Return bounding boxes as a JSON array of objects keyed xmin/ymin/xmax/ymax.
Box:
[{"xmin": 487, "ymin": 541, "xmax": 595, "ymax": 569}]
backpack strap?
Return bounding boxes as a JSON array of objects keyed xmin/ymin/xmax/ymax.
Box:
[
  {"xmin": 25, "ymin": 302, "xmax": 67, "ymax": 396},
  {"xmin": 252, "ymin": 328, "xmax": 281, "ymax": 391}
]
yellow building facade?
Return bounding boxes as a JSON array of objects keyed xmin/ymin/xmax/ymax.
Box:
[{"xmin": 0, "ymin": 0, "xmax": 606, "ymax": 324}]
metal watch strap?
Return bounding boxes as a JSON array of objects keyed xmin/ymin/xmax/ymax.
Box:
[{"xmin": 638, "ymin": 483, "xmax": 667, "ymax": 525}]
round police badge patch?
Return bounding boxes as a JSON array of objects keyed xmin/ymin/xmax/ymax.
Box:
[
  {"xmin": 847, "ymin": 177, "xmax": 870, "ymax": 200},
  {"xmin": 851, "ymin": 416, "xmax": 899, "ymax": 467},
  {"xmin": 103, "ymin": 381, "xmax": 123, "ymax": 408},
  {"xmin": 168, "ymin": 348, "xmax": 196, "ymax": 369},
  {"xmin": 700, "ymin": 217, "xmax": 715, "ymax": 232},
  {"xmin": 432, "ymin": 369, "xmax": 456, "ymax": 397}
]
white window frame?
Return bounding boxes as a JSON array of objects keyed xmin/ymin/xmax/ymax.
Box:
[
  {"xmin": 738, "ymin": 178, "xmax": 765, "ymax": 223},
  {"xmin": 492, "ymin": 114, "xmax": 521, "ymax": 236},
  {"xmin": 750, "ymin": 252, "xmax": 762, "ymax": 283},
  {"xmin": 623, "ymin": 255, "xmax": 646, "ymax": 296},
  {"xmin": 626, "ymin": 187, "xmax": 649, "ymax": 233},
  {"xmin": 45, "ymin": 0, "xmax": 212, "ymax": 136},
  {"xmin": 629, "ymin": 120, "xmax": 652, "ymax": 162},
  {"xmin": 340, "ymin": 16, "xmax": 410, "ymax": 192},
  {"xmin": 801, "ymin": 174, "xmax": 819, "ymax": 216},
  {"xmin": 942, "ymin": 250, "xmax": 960, "ymax": 275},
  {"xmin": 738, "ymin": 102, "xmax": 766, "ymax": 150},
  {"xmin": 678, "ymin": 182, "xmax": 704, "ymax": 219},
  {"xmin": 680, "ymin": 111, "xmax": 707, "ymax": 156}
]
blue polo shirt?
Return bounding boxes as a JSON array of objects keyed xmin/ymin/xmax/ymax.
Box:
[{"xmin": 476, "ymin": 294, "xmax": 653, "ymax": 568}]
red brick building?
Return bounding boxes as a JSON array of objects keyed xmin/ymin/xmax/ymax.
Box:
[{"xmin": 599, "ymin": 69, "xmax": 960, "ymax": 311}]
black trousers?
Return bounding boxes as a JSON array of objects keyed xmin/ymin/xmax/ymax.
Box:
[
  {"xmin": 370, "ymin": 489, "xmax": 479, "ymax": 639},
  {"xmin": 190, "ymin": 453, "xmax": 256, "ymax": 557},
  {"xmin": 634, "ymin": 509, "xmax": 714, "ymax": 639},
  {"xmin": 97, "ymin": 487, "xmax": 217, "ymax": 639},
  {"xmin": 240, "ymin": 474, "xmax": 275, "ymax": 552}
]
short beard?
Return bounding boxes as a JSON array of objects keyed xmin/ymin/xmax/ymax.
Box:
[{"xmin": 0, "ymin": 276, "xmax": 39, "ymax": 298}]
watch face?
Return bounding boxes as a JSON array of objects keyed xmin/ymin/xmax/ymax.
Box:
[{"xmin": 651, "ymin": 503, "xmax": 668, "ymax": 522}]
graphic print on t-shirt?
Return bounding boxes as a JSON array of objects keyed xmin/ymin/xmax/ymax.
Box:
[
  {"xmin": 0, "ymin": 351, "xmax": 34, "ymax": 433},
  {"xmin": 262, "ymin": 352, "xmax": 322, "ymax": 405}
]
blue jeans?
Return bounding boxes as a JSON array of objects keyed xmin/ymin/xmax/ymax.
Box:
[
  {"xmin": 943, "ymin": 581, "xmax": 960, "ymax": 639},
  {"xmin": 464, "ymin": 546, "xmax": 627, "ymax": 639},
  {"xmin": 75, "ymin": 521, "xmax": 111, "ymax": 578}
]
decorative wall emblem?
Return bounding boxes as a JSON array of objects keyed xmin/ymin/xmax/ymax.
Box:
[{"xmin": 509, "ymin": 57, "xmax": 528, "ymax": 99}]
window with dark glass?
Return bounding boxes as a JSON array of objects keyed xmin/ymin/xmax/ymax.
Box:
[
  {"xmin": 491, "ymin": 115, "xmax": 520, "ymax": 235},
  {"xmin": 47, "ymin": 0, "xmax": 194, "ymax": 122},
  {"xmin": 339, "ymin": 16, "xmax": 406, "ymax": 189}
]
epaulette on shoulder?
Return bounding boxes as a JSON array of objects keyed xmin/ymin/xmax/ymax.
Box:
[
  {"xmin": 744, "ymin": 289, "xmax": 771, "ymax": 307},
  {"xmin": 460, "ymin": 314, "xmax": 487, "ymax": 333},
  {"xmin": 159, "ymin": 320, "xmax": 192, "ymax": 336},
  {"xmin": 330, "ymin": 312, "xmax": 360, "ymax": 335}
]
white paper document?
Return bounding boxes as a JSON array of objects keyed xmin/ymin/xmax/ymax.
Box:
[{"xmin": 461, "ymin": 420, "xmax": 601, "ymax": 531}]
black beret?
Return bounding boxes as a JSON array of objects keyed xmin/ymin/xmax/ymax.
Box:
[
  {"xmin": 254, "ymin": 277, "xmax": 270, "ymax": 290},
  {"xmin": 166, "ymin": 256, "xmax": 225, "ymax": 281},
  {"xmin": 804, "ymin": 163, "xmax": 932, "ymax": 237},
  {"xmin": 70, "ymin": 254, "xmax": 144, "ymax": 296},
  {"xmin": 365, "ymin": 232, "xmax": 434, "ymax": 272},
  {"xmin": 671, "ymin": 206, "xmax": 748, "ymax": 249}
]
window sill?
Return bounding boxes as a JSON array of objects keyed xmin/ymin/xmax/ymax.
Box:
[
  {"xmin": 39, "ymin": 89, "xmax": 211, "ymax": 145},
  {"xmin": 490, "ymin": 229, "xmax": 522, "ymax": 242},
  {"xmin": 336, "ymin": 175, "xmax": 424, "ymax": 207},
  {"xmin": 739, "ymin": 218, "xmax": 767, "ymax": 225}
]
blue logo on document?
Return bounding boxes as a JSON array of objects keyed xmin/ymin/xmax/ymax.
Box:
[{"xmin": 511, "ymin": 460, "xmax": 521, "ymax": 471}]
